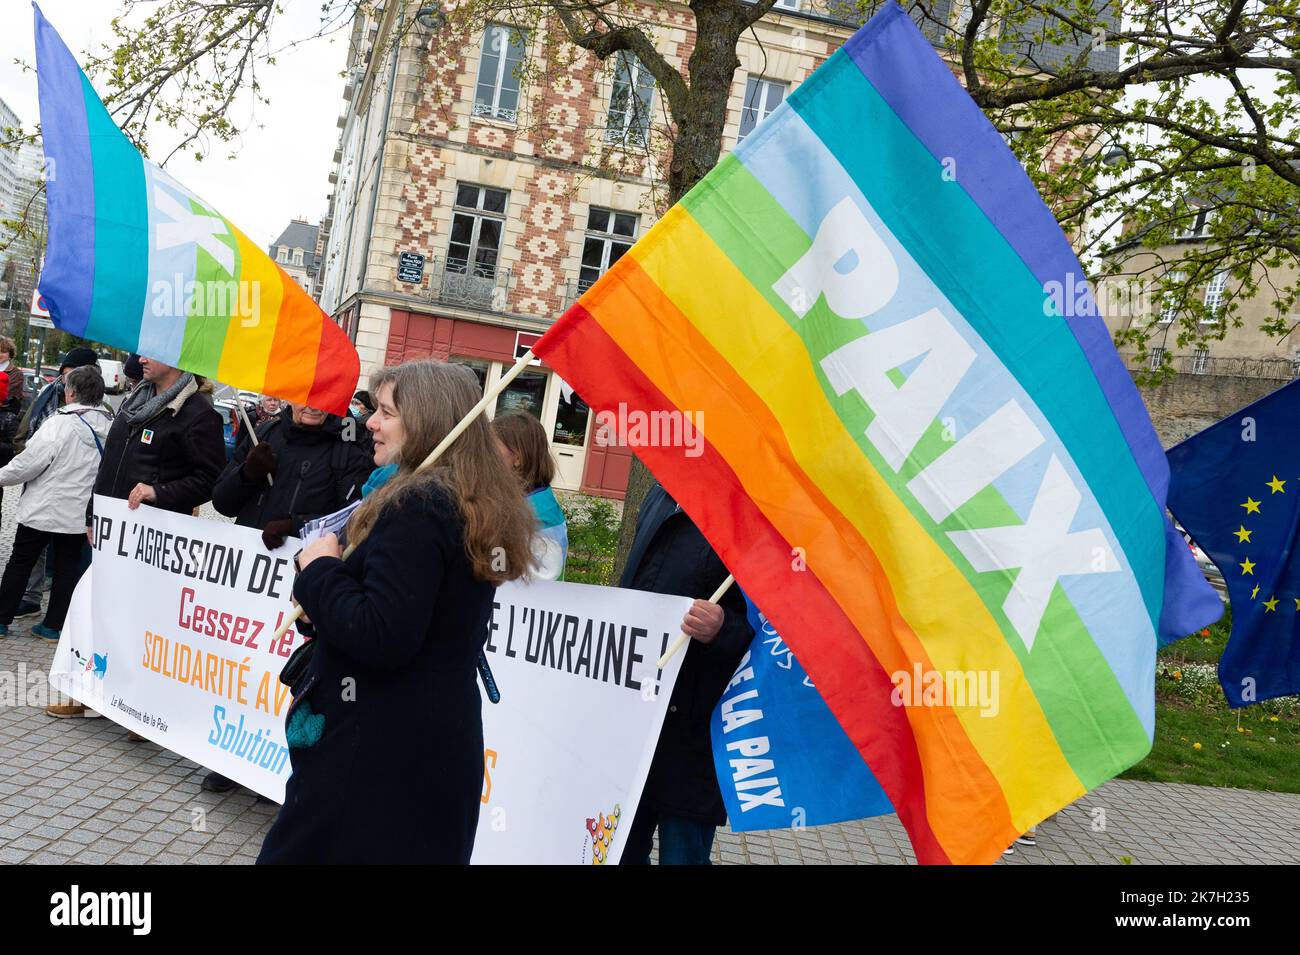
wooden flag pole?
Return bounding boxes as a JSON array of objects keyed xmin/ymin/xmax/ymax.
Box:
[
  {"xmin": 234, "ymin": 401, "xmax": 272, "ymax": 486},
  {"xmin": 270, "ymin": 350, "xmax": 539, "ymax": 642},
  {"xmin": 656, "ymin": 574, "xmax": 735, "ymax": 669}
]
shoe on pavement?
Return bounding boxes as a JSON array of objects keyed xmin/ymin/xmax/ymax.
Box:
[
  {"xmin": 202, "ymin": 772, "xmax": 238, "ymax": 794},
  {"xmin": 1016, "ymin": 829, "xmax": 1037, "ymax": 847},
  {"xmin": 31, "ymin": 623, "xmax": 60, "ymax": 641},
  {"xmin": 46, "ymin": 703, "xmax": 86, "ymax": 718},
  {"xmin": 14, "ymin": 601, "xmax": 41, "ymax": 618},
  {"xmin": 1002, "ymin": 845, "xmax": 1015, "ymax": 855},
  {"xmin": 0, "ymin": 623, "xmax": 7, "ymax": 638}
]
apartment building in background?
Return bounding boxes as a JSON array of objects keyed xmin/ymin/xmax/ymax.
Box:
[
  {"xmin": 318, "ymin": 0, "xmax": 1117, "ymax": 497},
  {"xmin": 0, "ymin": 96, "xmax": 46, "ymax": 317},
  {"xmin": 1099, "ymin": 207, "xmax": 1300, "ymax": 381},
  {"xmin": 269, "ymin": 219, "xmax": 323, "ymax": 299}
]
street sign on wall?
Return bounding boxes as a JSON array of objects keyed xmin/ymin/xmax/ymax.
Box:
[{"xmin": 397, "ymin": 251, "xmax": 425, "ymax": 285}]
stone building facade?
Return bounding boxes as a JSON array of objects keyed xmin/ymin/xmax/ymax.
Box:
[
  {"xmin": 318, "ymin": 0, "xmax": 1113, "ymax": 496},
  {"xmin": 1097, "ymin": 219, "xmax": 1300, "ymax": 447}
]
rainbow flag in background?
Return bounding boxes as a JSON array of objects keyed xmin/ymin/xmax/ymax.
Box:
[
  {"xmin": 534, "ymin": 2, "xmax": 1221, "ymax": 864},
  {"xmin": 33, "ymin": 4, "xmax": 357, "ymax": 415}
]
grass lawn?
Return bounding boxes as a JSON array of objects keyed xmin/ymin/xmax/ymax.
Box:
[
  {"xmin": 1118, "ymin": 603, "xmax": 1300, "ymax": 793},
  {"xmin": 1120, "ymin": 699, "xmax": 1300, "ymax": 792}
]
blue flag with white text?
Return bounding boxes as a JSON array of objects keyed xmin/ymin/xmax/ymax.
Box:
[
  {"xmin": 711, "ymin": 594, "xmax": 894, "ymax": 830},
  {"xmin": 1168, "ymin": 380, "xmax": 1298, "ymax": 706}
]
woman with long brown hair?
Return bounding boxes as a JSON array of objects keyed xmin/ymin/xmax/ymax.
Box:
[{"xmin": 258, "ymin": 360, "xmax": 534, "ymax": 864}]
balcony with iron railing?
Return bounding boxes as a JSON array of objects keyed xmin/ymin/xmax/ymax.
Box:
[
  {"xmin": 415, "ymin": 256, "xmax": 513, "ymax": 314},
  {"xmin": 560, "ymin": 278, "xmax": 597, "ymax": 312}
]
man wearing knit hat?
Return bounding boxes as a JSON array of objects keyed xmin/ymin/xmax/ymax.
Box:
[{"xmin": 9, "ymin": 347, "xmax": 103, "ymax": 618}]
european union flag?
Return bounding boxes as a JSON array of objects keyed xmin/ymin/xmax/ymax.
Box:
[{"xmin": 1168, "ymin": 380, "xmax": 1300, "ymax": 707}]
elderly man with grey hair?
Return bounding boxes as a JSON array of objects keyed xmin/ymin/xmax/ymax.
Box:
[{"xmin": 0, "ymin": 365, "xmax": 112, "ymax": 655}]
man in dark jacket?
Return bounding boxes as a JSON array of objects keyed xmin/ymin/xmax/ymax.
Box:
[
  {"xmin": 212, "ymin": 403, "xmax": 373, "ymax": 550},
  {"xmin": 618, "ymin": 481, "xmax": 752, "ymax": 865},
  {"xmin": 92, "ymin": 356, "xmax": 225, "ymax": 517}
]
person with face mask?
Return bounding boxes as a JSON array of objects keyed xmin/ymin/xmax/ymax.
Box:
[
  {"xmin": 211, "ymin": 401, "xmax": 374, "ymax": 550},
  {"xmin": 204, "ymin": 399, "xmax": 374, "ymax": 794}
]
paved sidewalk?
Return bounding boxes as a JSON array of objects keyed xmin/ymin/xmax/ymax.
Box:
[
  {"xmin": 1, "ymin": 498, "xmax": 1297, "ymax": 865},
  {"xmin": 4, "ymin": 628, "xmax": 1298, "ymax": 864}
]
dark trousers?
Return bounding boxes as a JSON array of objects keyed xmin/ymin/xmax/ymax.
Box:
[
  {"xmin": 620, "ymin": 805, "xmax": 717, "ymax": 865},
  {"xmin": 0, "ymin": 524, "xmax": 86, "ymax": 630}
]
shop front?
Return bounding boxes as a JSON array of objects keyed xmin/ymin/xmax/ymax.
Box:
[{"xmin": 383, "ymin": 309, "xmax": 632, "ymax": 497}]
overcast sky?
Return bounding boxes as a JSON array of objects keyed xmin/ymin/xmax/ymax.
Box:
[{"xmin": 0, "ymin": 0, "xmax": 348, "ymax": 250}]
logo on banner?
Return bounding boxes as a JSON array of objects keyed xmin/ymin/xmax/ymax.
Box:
[
  {"xmin": 70, "ymin": 647, "xmax": 107, "ymax": 679},
  {"xmin": 582, "ymin": 804, "xmax": 621, "ymax": 865}
]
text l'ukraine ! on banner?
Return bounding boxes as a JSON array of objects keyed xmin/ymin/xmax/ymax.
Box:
[
  {"xmin": 33, "ymin": 3, "xmax": 358, "ymax": 415},
  {"xmin": 535, "ymin": 1, "xmax": 1221, "ymax": 864}
]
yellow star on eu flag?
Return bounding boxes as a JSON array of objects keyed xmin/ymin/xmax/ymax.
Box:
[
  {"xmin": 1294, "ymin": 597, "xmax": 1300, "ymax": 610},
  {"xmin": 1267, "ymin": 475, "xmax": 1286, "ymax": 494},
  {"xmin": 1234, "ymin": 525, "xmax": 1253, "ymax": 543},
  {"xmin": 1264, "ymin": 596, "xmax": 1279, "ymax": 612},
  {"xmin": 1252, "ymin": 584, "xmax": 1261, "ymax": 599},
  {"xmin": 1240, "ymin": 557, "xmax": 1256, "ymax": 575},
  {"xmin": 1241, "ymin": 497, "xmax": 1262, "ymax": 514}
]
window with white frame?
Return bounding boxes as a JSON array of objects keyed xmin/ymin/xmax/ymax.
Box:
[
  {"xmin": 579, "ymin": 208, "xmax": 638, "ymax": 292},
  {"xmin": 1203, "ymin": 270, "xmax": 1227, "ymax": 320},
  {"xmin": 447, "ymin": 184, "xmax": 508, "ymax": 278},
  {"xmin": 605, "ymin": 51, "xmax": 656, "ymax": 147},
  {"xmin": 474, "ymin": 24, "xmax": 528, "ymax": 123},
  {"xmin": 276, "ymin": 247, "xmax": 289, "ymax": 264},
  {"xmin": 292, "ymin": 248, "xmax": 304, "ymax": 266},
  {"xmin": 1159, "ymin": 270, "xmax": 1186, "ymax": 324},
  {"xmin": 1190, "ymin": 347, "xmax": 1210, "ymax": 374},
  {"xmin": 1147, "ymin": 346, "xmax": 1166, "ymax": 371},
  {"xmin": 738, "ymin": 76, "xmax": 787, "ymax": 143},
  {"xmin": 774, "ymin": 0, "xmax": 802, "ymax": 9}
]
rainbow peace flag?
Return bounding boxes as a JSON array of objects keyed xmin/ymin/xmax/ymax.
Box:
[
  {"xmin": 33, "ymin": 4, "xmax": 357, "ymax": 415},
  {"xmin": 534, "ymin": 2, "xmax": 1221, "ymax": 864}
]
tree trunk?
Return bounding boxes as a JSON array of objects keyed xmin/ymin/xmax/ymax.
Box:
[{"xmin": 612, "ymin": 0, "xmax": 743, "ymax": 578}]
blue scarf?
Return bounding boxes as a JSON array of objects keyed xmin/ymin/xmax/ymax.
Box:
[{"xmin": 361, "ymin": 463, "xmax": 398, "ymax": 498}]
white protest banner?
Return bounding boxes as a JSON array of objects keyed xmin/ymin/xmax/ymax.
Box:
[
  {"xmin": 52, "ymin": 497, "xmax": 689, "ymax": 864},
  {"xmin": 52, "ymin": 496, "xmax": 305, "ymax": 801},
  {"xmin": 475, "ymin": 578, "xmax": 687, "ymax": 864}
]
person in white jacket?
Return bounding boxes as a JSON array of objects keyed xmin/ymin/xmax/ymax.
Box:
[{"xmin": 0, "ymin": 366, "xmax": 112, "ymax": 642}]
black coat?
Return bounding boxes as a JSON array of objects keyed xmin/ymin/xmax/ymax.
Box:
[
  {"xmin": 258, "ymin": 484, "xmax": 493, "ymax": 864},
  {"xmin": 92, "ymin": 380, "xmax": 226, "ymax": 514},
  {"xmin": 211, "ymin": 413, "xmax": 373, "ymax": 534},
  {"xmin": 619, "ymin": 483, "xmax": 752, "ymax": 825}
]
